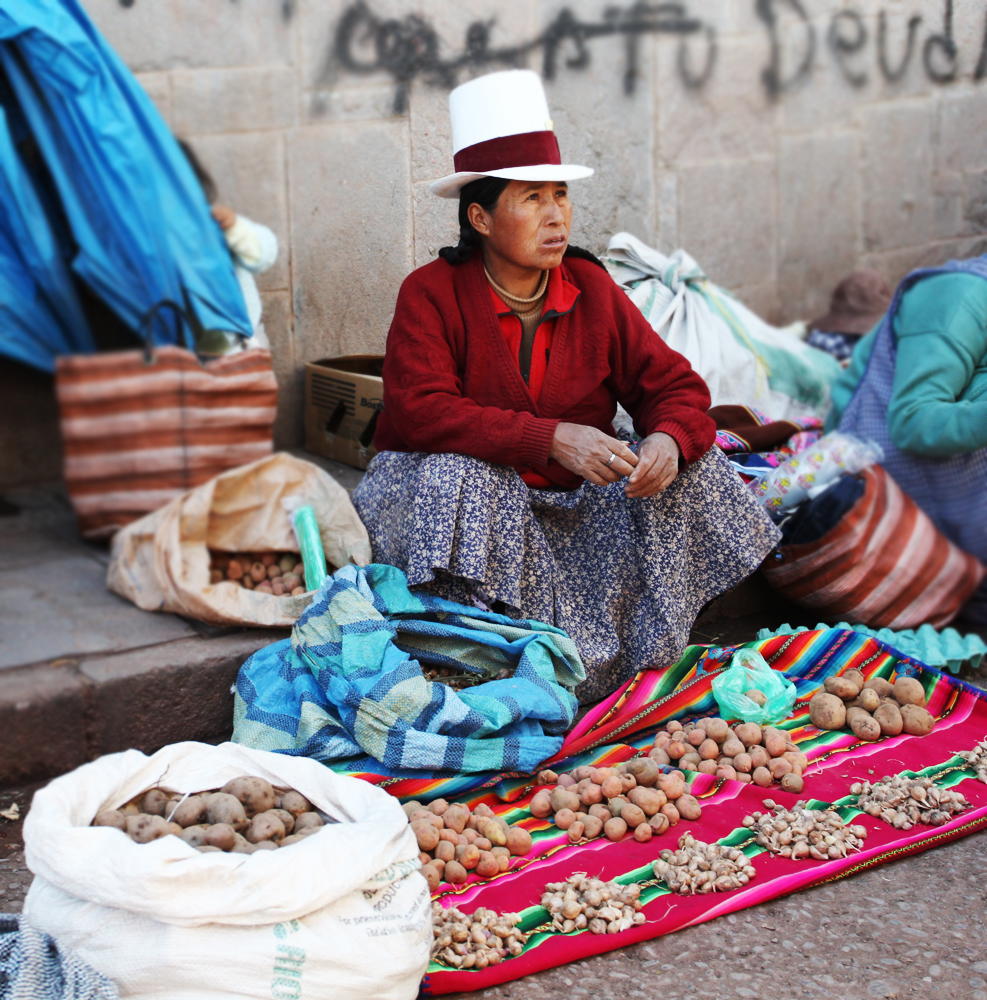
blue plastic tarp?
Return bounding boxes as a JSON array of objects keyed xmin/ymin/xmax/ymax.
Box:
[{"xmin": 0, "ymin": 0, "xmax": 250, "ymax": 372}]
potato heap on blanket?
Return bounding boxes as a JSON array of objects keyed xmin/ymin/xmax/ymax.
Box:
[
  {"xmin": 648, "ymin": 717, "xmax": 808, "ymax": 793},
  {"xmin": 808, "ymin": 670, "xmax": 935, "ymax": 741},
  {"xmin": 92, "ymin": 777, "xmax": 325, "ymax": 852},
  {"xmin": 530, "ymin": 760, "xmax": 701, "ymax": 844},
  {"xmin": 403, "ymin": 799, "xmax": 533, "ymax": 890}
]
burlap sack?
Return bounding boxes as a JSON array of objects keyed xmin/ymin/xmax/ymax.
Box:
[{"xmin": 107, "ymin": 453, "xmax": 372, "ymax": 627}]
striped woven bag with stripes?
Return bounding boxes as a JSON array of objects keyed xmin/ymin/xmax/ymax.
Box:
[
  {"xmin": 761, "ymin": 464, "xmax": 985, "ymax": 629},
  {"xmin": 55, "ymin": 345, "xmax": 278, "ymax": 539}
]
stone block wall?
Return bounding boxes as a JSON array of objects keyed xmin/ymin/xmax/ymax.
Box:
[{"xmin": 62, "ymin": 0, "xmax": 987, "ymax": 452}]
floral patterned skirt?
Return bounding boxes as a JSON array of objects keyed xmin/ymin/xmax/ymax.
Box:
[{"xmin": 352, "ymin": 447, "xmax": 781, "ymax": 703}]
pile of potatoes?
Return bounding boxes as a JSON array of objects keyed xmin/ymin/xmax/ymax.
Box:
[
  {"xmin": 208, "ymin": 551, "xmax": 320, "ymax": 596},
  {"xmin": 808, "ymin": 670, "xmax": 935, "ymax": 741},
  {"xmin": 92, "ymin": 776, "xmax": 326, "ymax": 853},
  {"xmin": 530, "ymin": 758, "xmax": 701, "ymax": 845},
  {"xmin": 403, "ymin": 799, "xmax": 533, "ymax": 890},
  {"xmin": 647, "ymin": 718, "xmax": 809, "ymax": 793}
]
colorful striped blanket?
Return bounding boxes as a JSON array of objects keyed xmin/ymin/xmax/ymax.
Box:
[
  {"xmin": 232, "ymin": 564, "xmax": 585, "ymax": 775},
  {"xmin": 353, "ymin": 627, "xmax": 987, "ymax": 994}
]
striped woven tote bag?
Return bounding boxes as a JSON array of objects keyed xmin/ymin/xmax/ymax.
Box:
[
  {"xmin": 55, "ymin": 303, "xmax": 278, "ymax": 539},
  {"xmin": 761, "ymin": 464, "xmax": 985, "ymax": 629}
]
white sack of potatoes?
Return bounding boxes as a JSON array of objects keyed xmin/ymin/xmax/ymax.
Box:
[{"xmin": 22, "ymin": 742, "xmax": 430, "ymax": 1000}]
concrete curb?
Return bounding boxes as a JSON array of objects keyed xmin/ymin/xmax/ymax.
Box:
[{"xmin": 0, "ymin": 631, "xmax": 287, "ymax": 786}]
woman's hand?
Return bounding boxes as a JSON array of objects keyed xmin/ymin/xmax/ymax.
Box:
[
  {"xmin": 211, "ymin": 204, "xmax": 238, "ymax": 231},
  {"xmin": 625, "ymin": 432, "xmax": 680, "ymax": 498},
  {"xmin": 549, "ymin": 422, "xmax": 638, "ymax": 485}
]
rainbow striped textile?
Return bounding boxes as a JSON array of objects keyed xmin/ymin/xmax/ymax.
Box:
[{"xmin": 360, "ymin": 628, "xmax": 987, "ymax": 994}]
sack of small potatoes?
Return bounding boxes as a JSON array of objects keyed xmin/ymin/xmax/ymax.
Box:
[
  {"xmin": 22, "ymin": 742, "xmax": 430, "ymax": 1000},
  {"xmin": 107, "ymin": 453, "xmax": 373, "ymax": 627}
]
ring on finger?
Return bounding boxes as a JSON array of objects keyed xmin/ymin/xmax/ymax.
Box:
[{"xmin": 605, "ymin": 452, "xmax": 616, "ymax": 468}]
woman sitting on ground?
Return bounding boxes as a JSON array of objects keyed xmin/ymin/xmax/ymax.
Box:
[
  {"xmin": 830, "ymin": 256, "xmax": 987, "ymax": 624},
  {"xmin": 352, "ymin": 71, "xmax": 780, "ymax": 703}
]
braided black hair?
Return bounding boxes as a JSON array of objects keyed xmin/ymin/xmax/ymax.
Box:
[
  {"xmin": 438, "ymin": 176, "xmax": 510, "ymax": 265},
  {"xmin": 437, "ymin": 176, "xmax": 608, "ymax": 271}
]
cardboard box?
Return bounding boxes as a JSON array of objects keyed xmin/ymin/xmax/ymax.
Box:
[{"xmin": 304, "ymin": 355, "xmax": 384, "ymax": 470}]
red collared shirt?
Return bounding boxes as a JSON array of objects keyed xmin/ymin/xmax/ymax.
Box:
[{"xmin": 488, "ymin": 269, "xmax": 580, "ymax": 486}]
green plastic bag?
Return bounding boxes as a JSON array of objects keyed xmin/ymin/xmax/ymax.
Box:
[{"xmin": 711, "ymin": 648, "xmax": 797, "ymax": 725}]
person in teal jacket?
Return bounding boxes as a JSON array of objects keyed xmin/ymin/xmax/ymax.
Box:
[{"xmin": 832, "ymin": 262, "xmax": 987, "ymax": 623}]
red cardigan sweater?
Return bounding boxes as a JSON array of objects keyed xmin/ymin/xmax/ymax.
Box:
[{"xmin": 375, "ymin": 252, "xmax": 715, "ymax": 491}]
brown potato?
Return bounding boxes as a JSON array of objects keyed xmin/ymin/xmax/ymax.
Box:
[
  {"xmin": 699, "ymin": 738, "xmax": 720, "ymax": 761},
  {"xmin": 698, "ymin": 760, "xmax": 718, "ymax": 775},
  {"xmin": 767, "ymin": 757, "xmax": 793, "ymax": 780},
  {"xmin": 845, "ymin": 706, "xmax": 871, "ymax": 726},
  {"xmin": 457, "ymin": 844, "xmax": 480, "ymax": 870},
  {"xmin": 442, "ymin": 804, "xmax": 469, "ymax": 834},
  {"xmin": 554, "ymin": 808, "xmax": 576, "ymax": 830},
  {"xmin": 179, "ymin": 824, "xmax": 211, "ymax": 848},
  {"xmin": 227, "ymin": 559, "xmax": 244, "ymax": 581},
  {"xmin": 620, "ymin": 802, "xmax": 646, "ymax": 828},
  {"xmin": 658, "ymin": 771, "xmax": 686, "ymax": 801},
  {"xmin": 530, "ymin": 791, "xmax": 553, "ymax": 819},
  {"xmin": 221, "ymin": 777, "xmax": 277, "ymax": 818},
  {"xmin": 894, "ymin": 677, "xmax": 927, "ymax": 708},
  {"xmin": 588, "ymin": 804, "xmax": 612, "ymax": 823},
  {"xmin": 648, "ymin": 747, "xmax": 671, "ymax": 766},
  {"xmin": 475, "ymin": 851, "xmax": 500, "ymax": 878},
  {"xmin": 809, "ymin": 692, "xmax": 846, "ymax": 731},
  {"xmin": 623, "ymin": 758, "xmax": 661, "ymax": 787},
  {"xmin": 205, "ymin": 793, "xmax": 248, "ymax": 832},
  {"xmin": 421, "ymin": 864, "xmax": 441, "ymax": 891},
  {"xmin": 246, "ymin": 812, "xmax": 287, "ymax": 844},
  {"xmin": 676, "ymin": 794, "xmax": 702, "ymax": 821},
  {"xmin": 93, "ymin": 810, "xmax": 127, "ymax": 830},
  {"xmin": 567, "ymin": 821, "xmax": 586, "ymax": 844},
  {"xmin": 900, "ymin": 704, "xmax": 935, "ymax": 736},
  {"xmin": 660, "ymin": 802, "xmax": 681, "ymax": 825},
  {"xmin": 687, "ymin": 728, "xmax": 707, "ymax": 747},
  {"xmin": 140, "ymin": 789, "xmax": 169, "ymax": 817},
  {"xmin": 550, "ymin": 787, "xmax": 581, "ymax": 814},
  {"xmin": 702, "ymin": 718, "xmax": 729, "ymax": 743},
  {"xmin": 752, "ymin": 766, "xmax": 773, "ymax": 788},
  {"xmin": 863, "ymin": 677, "xmax": 894, "ymax": 699},
  {"xmin": 171, "ymin": 795, "xmax": 209, "ymax": 828},
  {"xmin": 580, "ymin": 783, "xmax": 603, "ymax": 807},
  {"xmin": 603, "ymin": 817, "xmax": 628, "ymax": 842},
  {"xmin": 721, "ymin": 737, "xmax": 745, "ymax": 758},
  {"xmin": 473, "ymin": 836, "xmax": 493, "ymax": 852},
  {"xmin": 825, "ymin": 676, "xmax": 861, "ymax": 700},
  {"xmin": 126, "ymin": 814, "xmax": 170, "ymax": 844},
  {"xmin": 444, "ymin": 861, "xmax": 468, "ymax": 884},
  {"xmin": 748, "ymin": 745, "xmax": 770, "ymax": 769},
  {"xmin": 782, "ymin": 750, "xmax": 808, "ymax": 772},
  {"xmin": 249, "ymin": 562, "xmax": 267, "ymax": 583},
  {"xmin": 267, "ymin": 564, "xmax": 282, "ymax": 580},
  {"xmin": 859, "ymin": 688, "xmax": 881, "ymax": 712},
  {"xmin": 734, "ymin": 723, "xmax": 763, "ymax": 748},
  {"xmin": 582, "ymin": 815, "xmax": 604, "ymax": 839},
  {"xmin": 744, "ymin": 689, "xmax": 768, "ymax": 707},
  {"xmin": 202, "ymin": 823, "xmax": 237, "ymax": 851},
  {"xmin": 873, "ymin": 702, "xmax": 903, "ymax": 737},
  {"xmin": 294, "ymin": 812, "xmax": 324, "ymax": 833},
  {"xmin": 279, "ymin": 790, "xmax": 312, "ymax": 818},
  {"xmin": 506, "ymin": 827, "xmax": 533, "ymax": 857},
  {"xmin": 667, "ymin": 740, "xmax": 688, "ymax": 760},
  {"xmin": 733, "ymin": 752, "xmax": 753, "ymax": 774},
  {"xmin": 478, "ymin": 817, "xmax": 509, "ymax": 847},
  {"xmin": 715, "ymin": 765, "xmax": 738, "ymax": 782},
  {"xmin": 849, "ymin": 713, "xmax": 881, "ymax": 741},
  {"xmin": 764, "ymin": 729, "xmax": 789, "ymax": 757},
  {"xmin": 435, "ymin": 839, "xmax": 456, "ymax": 863},
  {"xmin": 265, "ymin": 808, "xmax": 294, "ymax": 835},
  {"xmin": 601, "ymin": 776, "xmax": 623, "ymax": 799},
  {"xmin": 627, "ymin": 786, "xmax": 666, "ymax": 816},
  {"xmin": 780, "ymin": 773, "xmax": 804, "ymax": 794}
]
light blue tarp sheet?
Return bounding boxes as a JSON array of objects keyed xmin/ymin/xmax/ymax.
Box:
[{"xmin": 0, "ymin": 0, "xmax": 250, "ymax": 372}]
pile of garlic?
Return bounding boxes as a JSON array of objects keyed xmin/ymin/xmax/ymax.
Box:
[
  {"xmin": 851, "ymin": 773, "xmax": 969, "ymax": 829},
  {"xmin": 540, "ymin": 874, "xmax": 646, "ymax": 935},
  {"xmin": 955, "ymin": 739, "xmax": 987, "ymax": 783},
  {"xmin": 652, "ymin": 833, "xmax": 756, "ymax": 894},
  {"xmin": 743, "ymin": 799, "xmax": 867, "ymax": 859},
  {"xmin": 430, "ymin": 903, "xmax": 528, "ymax": 969}
]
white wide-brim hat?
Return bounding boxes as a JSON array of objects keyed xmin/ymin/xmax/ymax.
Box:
[{"xmin": 430, "ymin": 70, "xmax": 594, "ymax": 199}]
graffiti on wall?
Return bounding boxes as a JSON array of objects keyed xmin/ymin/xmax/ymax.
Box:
[
  {"xmin": 114, "ymin": 0, "xmax": 987, "ymax": 107},
  {"xmin": 331, "ymin": 2, "xmax": 715, "ymax": 113},
  {"xmin": 326, "ymin": 0, "xmax": 987, "ymax": 110}
]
